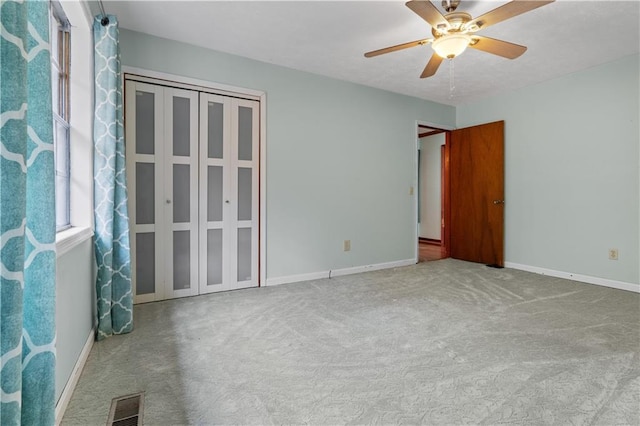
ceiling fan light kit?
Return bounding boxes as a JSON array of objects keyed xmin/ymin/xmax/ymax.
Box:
[
  {"xmin": 364, "ymin": 0, "xmax": 555, "ymax": 78},
  {"xmin": 432, "ymin": 34, "xmax": 471, "ymax": 58}
]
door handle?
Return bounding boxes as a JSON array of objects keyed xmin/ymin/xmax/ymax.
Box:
[{"xmin": 493, "ymin": 200, "xmax": 504, "ymax": 205}]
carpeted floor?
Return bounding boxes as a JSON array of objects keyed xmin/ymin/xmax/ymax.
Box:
[{"xmin": 62, "ymin": 259, "xmax": 639, "ymax": 425}]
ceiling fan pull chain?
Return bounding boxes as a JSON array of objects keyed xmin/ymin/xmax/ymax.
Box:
[{"xmin": 449, "ymin": 58, "xmax": 455, "ymax": 98}]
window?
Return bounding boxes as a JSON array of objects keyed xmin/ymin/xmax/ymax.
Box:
[{"xmin": 50, "ymin": 1, "xmax": 71, "ymax": 232}]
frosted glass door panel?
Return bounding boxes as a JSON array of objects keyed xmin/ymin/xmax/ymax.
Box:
[
  {"xmin": 237, "ymin": 168, "xmax": 252, "ymax": 221},
  {"xmin": 136, "ymin": 233, "xmax": 156, "ymax": 295},
  {"xmin": 238, "ymin": 106, "xmax": 253, "ymax": 161},
  {"xmin": 208, "ymin": 102, "xmax": 224, "ymax": 159},
  {"xmin": 207, "ymin": 166, "xmax": 224, "ymax": 222},
  {"xmin": 237, "ymin": 228, "xmax": 252, "ymax": 282},
  {"xmin": 173, "ymin": 164, "xmax": 190, "ymax": 223},
  {"xmin": 173, "ymin": 97, "xmax": 191, "ymax": 156},
  {"xmin": 173, "ymin": 231, "xmax": 190, "ymax": 290},
  {"xmin": 207, "ymin": 229, "xmax": 223, "ymax": 285},
  {"xmin": 135, "ymin": 91, "xmax": 155, "ymax": 155},
  {"xmin": 135, "ymin": 163, "xmax": 155, "ymax": 224}
]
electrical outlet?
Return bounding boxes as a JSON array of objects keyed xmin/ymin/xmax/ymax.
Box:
[
  {"xmin": 344, "ymin": 240, "xmax": 351, "ymax": 252},
  {"xmin": 609, "ymin": 248, "xmax": 618, "ymax": 260}
]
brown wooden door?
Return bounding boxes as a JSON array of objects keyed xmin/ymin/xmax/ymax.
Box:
[{"xmin": 449, "ymin": 121, "xmax": 504, "ymax": 266}]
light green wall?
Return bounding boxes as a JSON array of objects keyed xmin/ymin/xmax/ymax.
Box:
[
  {"xmin": 118, "ymin": 30, "xmax": 638, "ymax": 285},
  {"xmin": 55, "ymin": 0, "xmax": 96, "ymax": 407},
  {"xmin": 457, "ymin": 54, "xmax": 640, "ymax": 284},
  {"xmin": 55, "ymin": 238, "xmax": 95, "ymax": 402},
  {"xmin": 119, "ymin": 29, "xmax": 456, "ymax": 278}
]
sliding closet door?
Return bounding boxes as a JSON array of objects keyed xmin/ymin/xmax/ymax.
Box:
[
  {"xmin": 199, "ymin": 94, "xmax": 259, "ymax": 293},
  {"xmin": 126, "ymin": 82, "xmax": 199, "ymax": 302},
  {"xmin": 127, "ymin": 78, "xmax": 260, "ymax": 302}
]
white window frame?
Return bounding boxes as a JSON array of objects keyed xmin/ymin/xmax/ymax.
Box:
[
  {"xmin": 53, "ymin": 0, "xmax": 94, "ymax": 256},
  {"xmin": 50, "ymin": 1, "xmax": 71, "ymax": 232}
]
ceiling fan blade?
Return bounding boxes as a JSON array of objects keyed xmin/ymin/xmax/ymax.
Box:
[
  {"xmin": 467, "ymin": 0, "xmax": 554, "ymax": 31},
  {"xmin": 406, "ymin": 1, "xmax": 448, "ymax": 29},
  {"xmin": 469, "ymin": 35, "xmax": 527, "ymax": 59},
  {"xmin": 420, "ymin": 54, "xmax": 443, "ymax": 78},
  {"xmin": 364, "ymin": 39, "xmax": 430, "ymax": 58}
]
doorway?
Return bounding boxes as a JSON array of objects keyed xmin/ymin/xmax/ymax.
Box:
[
  {"xmin": 417, "ymin": 124, "xmax": 448, "ymax": 262},
  {"xmin": 416, "ymin": 120, "xmax": 505, "ymax": 267}
]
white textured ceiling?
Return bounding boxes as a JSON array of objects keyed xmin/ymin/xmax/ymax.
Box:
[{"xmin": 102, "ymin": 0, "xmax": 640, "ymax": 106}]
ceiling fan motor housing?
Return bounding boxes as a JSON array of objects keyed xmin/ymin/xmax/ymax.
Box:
[
  {"xmin": 433, "ymin": 11, "xmax": 472, "ymax": 36},
  {"xmin": 442, "ymin": 0, "xmax": 460, "ymax": 13}
]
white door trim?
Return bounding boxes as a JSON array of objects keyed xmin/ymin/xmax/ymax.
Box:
[{"xmin": 123, "ymin": 66, "xmax": 264, "ymax": 101}]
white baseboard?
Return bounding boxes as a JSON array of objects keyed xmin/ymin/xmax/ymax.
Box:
[
  {"xmin": 504, "ymin": 262, "xmax": 639, "ymax": 293},
  {"xmin": 265, "ymin": 258, "xmax": 416, "ymax": 287},
  {"xmin": 55, "ymin": 327, "xmax": 95, "ymax": 425},
  {"xmin": 266, "ymin": 270, "xmax": 331, "ymax": 286},
  {"xmin": 330, "ymin": 259, "xmax": 416, "ymax": 277}
]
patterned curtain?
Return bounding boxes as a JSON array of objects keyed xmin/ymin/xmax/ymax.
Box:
[
  {"xmin": 93, "ymin": 15, "xmax": 133, "ymax": 340},
  {"xmin": 0, "ymin": 0, "xmax": 57, "ymax": 424}
]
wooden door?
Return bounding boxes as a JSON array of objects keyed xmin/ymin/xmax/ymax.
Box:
[{"xmin": 449, "ymin": 121, "xmax": 504, "ymax": 266}]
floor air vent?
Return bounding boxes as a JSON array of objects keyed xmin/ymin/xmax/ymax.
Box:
[{"xmin": 107, "ymin": 392, "xmax": 144, "ymax": 426}]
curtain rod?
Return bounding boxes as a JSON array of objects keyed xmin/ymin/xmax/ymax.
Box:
[{"xmin": 98, "ymin": 0, "xmax": 109, "ymax": 26}]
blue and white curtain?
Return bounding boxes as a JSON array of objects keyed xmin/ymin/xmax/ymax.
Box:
[
  {"xmin": 93, "ymin": 15, "xmax": 133, "ymax": 340},
  {"xmin": 0, "ymin": 0, "xmax": 57, "ymax": 424}
]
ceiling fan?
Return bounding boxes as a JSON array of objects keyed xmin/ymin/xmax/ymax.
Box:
[{"xmin": 364, "ymin": 0, "xmax": 555, "ymax": 78}]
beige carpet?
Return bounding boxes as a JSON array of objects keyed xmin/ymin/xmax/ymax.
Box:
[{"xmin": 62, "ymin": 259, "xmax": 639, "ymax": 425}]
